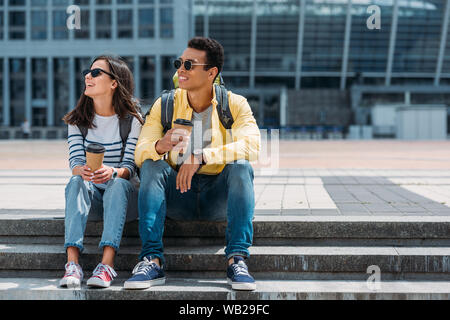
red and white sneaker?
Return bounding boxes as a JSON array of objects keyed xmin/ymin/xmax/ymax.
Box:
[
  {"xmin": 60, "ymin": 262, "xmax": 84, "ymax": 289},
  {"xmin": 87, "ymin": 263, "xmax": 117, "ymax": 288}
]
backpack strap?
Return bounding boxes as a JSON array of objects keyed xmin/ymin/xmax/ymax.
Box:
[
  {"xmin": 160, "ymin": 89, "xmax": 175, "ymax": 133},
  {"xmin": 214, "ymin": 84, "xmax": 234, "ymax": 129},
  {"xmin": 78, "ymin": 125, "xmax": 88, "ymax": 141},
  {"xmin": 119, "ymin": 114, "xmax": 134, "ymax": 162}
]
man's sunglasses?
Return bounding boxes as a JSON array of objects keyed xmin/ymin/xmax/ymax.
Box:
[
  {"xmin": 82, "ymin": 68, "xmax": 116, "ymax": 79},
  {"xmin": 173, "ymin": 58, "xmax": 212, "ymax": 71}
]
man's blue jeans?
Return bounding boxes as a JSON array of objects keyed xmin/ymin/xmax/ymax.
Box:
[
  {"xmin": 138, "ymin": 160, "xmax": 255, "ymax": 266},
  {"xmin": 64, "ymin": 175, "xmax": 138, "ymax": 253}
]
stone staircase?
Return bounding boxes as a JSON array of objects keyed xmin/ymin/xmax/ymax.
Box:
[{"xmin": 1, "ymin": 214, "xmax": 450, "ymax": 300}]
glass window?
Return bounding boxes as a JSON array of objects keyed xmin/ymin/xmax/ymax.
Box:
[
  {"xmin": 302, "ymin": 1, "xmax": 347, "ymax": 72},
  {"xmin": 53, "ymin": 10, "xmax": 69, "ymax": 39},
  {"xmin": 32, "ymin": 58, "xmax": 47, "ymax": 100},
  {"xmin": 394, "ymin": 0, "xmax": 444, "ymax": 73},
  {"xmin": 118, "ymin": 9, "xmax": 133, "ymax": 38},
  {"xmin": 9, "ymin": 11, "xmax": 25, "ymax": 39},
  {"xmin": 0, "ymin": 11, "xmax": 4, "ymax": 40},
  {"xmin": 160, "ymin": 7, "xmax": 173, "ymax": 38},
  {"xmin": 9, "ymin": 58, "xmax": 25, "ymax": 126},
  {"xmin": 74, "ymin": 9, "xmax": 90, "ymax": 39},
  {"xmin": 202, "ymin": 0, "xmax": 253, "ymax": 72},
  {"xmin": 75, "ymin": 57, "xmax": 91, "ymax": 98},
  {"xmin": 31, "ymin": 11, "xmax": 47, "ymax": 40},
  {"xmin": 139, "ymin": 9, "xmax": 154, "ymax": 38},
  {"xmin": 96, "ymin": 10, "xmax": 111, "ymax": 38},
  {"xmin": 9, "ymin": 0, "xmax": 25, "ymax": 6},
  {"xmin": 256, "ymin": 0, "xmax": 299, "ymax": 72},
  {"xmin": 54, "ymin": 58, "xmax": 69, "ymax": 126},
  {"xmin": 31, "ymin": 0, "xmax": 46, "ymax": 6},
  {"xmin": 161, "ymin": 55, "xmax": 176, "ymax": 90},
  {"xmin": 73, "ymin": 0, "xmax": 89, "ymax": 5},
  {"xmin": 140, "ymin": 56, "xmax": 155, "ymax": 106},
  {"xmin": 0, "ymin": 58, "xmax": 3, "ymax": 125}
]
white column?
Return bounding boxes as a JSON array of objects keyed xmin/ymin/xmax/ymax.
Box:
[
  {"xmin": 280, "ymin": 87, "xmax": 287, "ymax": 127},
  {"xmin": 204, "ymin": 0, "xmax": 209, "ymax": 37},
  {"xmin": 47, "ymin": 57, "xmax": 54, "ymax": 126},
  {"xmin": 112, "ymin": 0, "xmax": 118, "ymax": 40},
  {"xmin": 25, "ymin": 0, "xmax": 30, "ymax": 41},
  {"xmin": 3, "ymin": 58, "xmax": 9, "ymax": 126},
  {"xmin": 69, "ymin": 57, "xmax": 76, "ymax": 111},
  {"xmin": 90, "ymin": 0, "xmax": 95, "ymax": 40},
  {"xmin": 295, "ymin": 0, "xmax": 306, "ymax": 90},
  {"xmin": 340, "ymin": 0, "xmax": 352, "ymax": 90},
  {"xmin": 385, "ymin": 0, "xmax": 399, "ymax": 86},
  {"xmin": 155, "ymin": 55, "xmax": 162, "ymax": 98},
  {"xmin": 134, "ymin": 55, "xmax": 141, "ymax": 100},
  {"xmin": 249, "ymin": 0, "xmax": 257, "ymax": 89},
  {"xmin": 155, "ymin": 0, "xmax": 160, "ymax": 38},
  {"xmin": 133, "ymin": 0, "xmax": 139, "ymax": 40},
  {"xmin": 25, "ymin": 57, "xmax": 32, "ymax": 125},
  {"xmin": 434, "ymin": 0, "xmax": 450, "ymax": 86}
]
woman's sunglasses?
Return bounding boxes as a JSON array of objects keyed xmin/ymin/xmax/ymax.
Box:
[
  {"xmin": 173, "ymin": 58, "xmax": 211, "ymax": 71},
  {"xmin": 82, "ymin": 68, "xmax": 116, "ymax": 79}
]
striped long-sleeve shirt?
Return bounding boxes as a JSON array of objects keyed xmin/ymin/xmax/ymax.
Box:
[{"xmin": 67, "ymin": 114, "xmax": 142, "ymax": 189}]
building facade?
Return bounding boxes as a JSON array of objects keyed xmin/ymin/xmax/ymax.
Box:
[{"xmin": 1, "ymin": 0, "xmax": 450, "ymax": 131}]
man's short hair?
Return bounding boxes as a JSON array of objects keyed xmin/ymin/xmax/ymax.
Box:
[{"xmin": 188, "ymin": 37, "xmax": 224, "ymax": 75}]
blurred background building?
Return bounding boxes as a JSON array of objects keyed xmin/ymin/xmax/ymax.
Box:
[{"xmin": 0, "ymin": 0, "xmax": 449, "ymax": 139}]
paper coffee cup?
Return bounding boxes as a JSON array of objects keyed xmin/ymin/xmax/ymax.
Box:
[
  {"xmin": 85, "ymin": 143, "xmax": 106, "ymax": 172},
  {"xmin": 173, "ymin": 118, "xmax": 193, "ymax": 135}
]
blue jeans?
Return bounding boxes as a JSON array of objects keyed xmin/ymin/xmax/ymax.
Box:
[
  {"xmin": 138, "ymin": 160, "xmax": 255, "ymax": 266},
  {"xmin": 64, "ymin": 175, "xmax": 138, "ymax": 253}
]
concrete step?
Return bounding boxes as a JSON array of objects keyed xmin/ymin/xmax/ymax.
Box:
[
  {"xmin": 1, "ymin": 216, "xmax": 450, "ymax": 246},
  {"xmin": 1, "ymin": 244, "xmax": 449, "ymax": 280},
  {"xmin": 1, "ymin": 278, "xmax": 449, "ymax": 300}
]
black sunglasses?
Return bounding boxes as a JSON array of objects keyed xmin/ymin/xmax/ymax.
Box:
[
  {"xmin": 82, "ymin": 68, "xmax": 116, "ymax": 79},
  {"xmin": 173, "ymin": 58, "xmax": 211, "ymax": 71}
]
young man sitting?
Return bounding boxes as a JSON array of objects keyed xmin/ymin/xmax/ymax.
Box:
[{"xmin": 124, "ymin": 37, "xmax": 261, "ymax": 291}]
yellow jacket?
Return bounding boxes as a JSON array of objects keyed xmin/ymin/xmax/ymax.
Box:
[{"xmin": 135, "ymin": 86, "xmax": 261, "ymax": 175}]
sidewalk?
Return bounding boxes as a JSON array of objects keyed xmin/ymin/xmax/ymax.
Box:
[
  {"xmin": 1, "ymin": 140, "xmax": 450, "ymax": 217},
  {"xmin": 1, "ymin": 139, "xmax": 450, "ymax": 300}
]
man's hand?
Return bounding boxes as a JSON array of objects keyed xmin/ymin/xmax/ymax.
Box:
[
  {"xmin": 91, "ymin": 165, "xmax": 114, "ymax": 184},
  {"xmin": 176, "ymin": 154, "xmax": 201, "ymax": 193},
  {"xmin": 155, "ymin": 128, "xmax": 190, "ymax": 155}
]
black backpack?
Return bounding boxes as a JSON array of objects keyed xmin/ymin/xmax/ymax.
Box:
[{"xmin": 145, "ymin": 84, "xmax": 235, "ymax": 132}]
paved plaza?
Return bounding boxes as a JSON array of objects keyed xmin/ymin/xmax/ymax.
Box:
[
  {"xmin": 1, "ymin": 139, "xmax": 450, "ymax": 218},
  {"xmin": 1, "ymin": 139, "xmax": 450, "ymax": 300}
]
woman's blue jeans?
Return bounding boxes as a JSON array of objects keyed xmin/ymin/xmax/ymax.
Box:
[
  {"xmin": 138, "ymin": 160, "xmax": 255, "ymax": 266},
  {"xmin": 64, "ymin": 175, "xmax": 138, "ymax": 253}
]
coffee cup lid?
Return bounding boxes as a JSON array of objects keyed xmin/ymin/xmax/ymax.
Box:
[
  {"xmin": 174, "ymin": 118, "xmax": 193, "ymax": 127},
  {"xmin": 86, "ymin": 143, "xmax": 106, "ymax": 154}
]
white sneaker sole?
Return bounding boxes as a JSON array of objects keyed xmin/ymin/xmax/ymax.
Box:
[
  {"xmin": 227, "ymin": 278, "xmax": 256, "ymax": 291},
  {"xmin": 87, "ymin": 277, "xmax": 111, "ymax": 288},
  {"xmin": 60, "ymin": 276, "xmax": 82, "ymax": 289},
  {"xmin": 123, "ymin": 277, "xmax": 166, "ymax": 290}
]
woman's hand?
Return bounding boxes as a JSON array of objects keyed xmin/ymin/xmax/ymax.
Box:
[
  {"xmin": 75, "ymin": 165, "xmax": 94, "ymax": 182},
  {"xmin": 91, "ymin": 165, "xmax": 114, "ymax": 184}
]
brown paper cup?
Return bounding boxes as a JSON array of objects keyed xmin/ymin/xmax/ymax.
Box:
[
  {"xmin": 85, "ymin": 143, "xmax": 106, "ymax": 172},
  {"xmin": 172, "ymin": 124, "xmax": 193, "ymax": 156}
]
